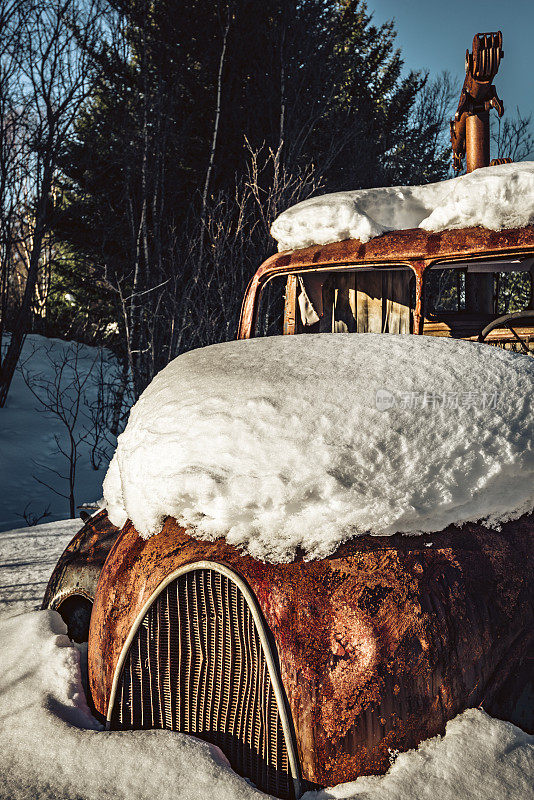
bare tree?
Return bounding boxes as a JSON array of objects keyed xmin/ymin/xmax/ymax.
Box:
[
  {"xmin": 20, "ymin": 342, "xmax": 97, "ymax": 517},
  {"xmin": 200, "ymin": 4, "xmax": 232, "ymax": 243},
  {"xmin": 174, "ymin": 141, "xmax": 323, "ymax": 352},
  {"xmin": 414, "ymin": 72, "xmax": 458, "ymax": 161},
  {"xmin": 18, "ymin": 501, "xmax": 51, "ymax": 526},
  {"xmin": 84, "ymin": 347, "xmax": 132, "ymax": 468},
  {"xmin": 19, "ymin": 339, "xmax": 125, "ymax": 517},
  {"xmin": 493, "ymin": 109, "xmax": 534, "ymax": 162},
  {"xmin": 0, "ymin": 0, "xmax": 101, "ymax": 406},
  {"xmin": 0, "ymin": 0, "xmax": 30, "ymax": 353}
]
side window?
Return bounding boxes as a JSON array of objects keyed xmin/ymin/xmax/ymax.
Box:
[
  {"xmin": 299, "ymin": 269, "xmax": 414, "ymax": 334},
  {"xmin": 496, "ymin": 271, "xmax": 532, "ymax": 314},
  {"xmin": 425, "ymin": 263, "xmax": 533, "ymax": 315},
  {"xmin": 255, "ymin": 276, "xmax": 285, "ymax": 337}
]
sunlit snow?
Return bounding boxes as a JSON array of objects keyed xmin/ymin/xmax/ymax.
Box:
[
  {"xmin": 103, "ymin": 334, "xmax": 534, "ymax": 562},
  {"xmin": 0, "ymin": 519, "xmax": 80, "ymax": 612},
  {"xmin": 271, "ymin": 162, "xmax": 534, "ymax": 250}
]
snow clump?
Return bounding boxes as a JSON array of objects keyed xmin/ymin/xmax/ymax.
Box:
[
  {"xmin": 103, "ymin": 334, "xmax": 534, "ymax": 562},
  {"xmin": 271, "ymin": 162, "xmax": 534, "ymax": 250}
]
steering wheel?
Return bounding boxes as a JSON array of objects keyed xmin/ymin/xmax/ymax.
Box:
[{"xmin": 478, "ymin": 311, "xmax": 534, "ymax": 354}]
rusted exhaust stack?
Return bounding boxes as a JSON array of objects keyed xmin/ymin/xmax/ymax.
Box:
[{"xmin": 450, "ymin": 32, "xmax": 505, "ymax": 173}]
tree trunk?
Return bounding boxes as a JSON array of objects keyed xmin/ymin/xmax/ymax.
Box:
[{"xmin": 0, "ymin": 163, "xmax": 52, "ymax": 407}]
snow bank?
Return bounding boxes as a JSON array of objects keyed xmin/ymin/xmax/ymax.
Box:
[
  {"xmin": 305, "ymin": 710, "xmax": 533, "ymax": 800},
  {"xmin": 0, "ymin": 609, "xmax": 266, "ymax": 800},
  {"xmin": 103, "ymin": 334, "xmax": 534, "ymax": 562},
  {"xmin": 0, "ymin": 518, "xmax": 80, "ymax": 613},
  {"xmin": 271, "ymin": 162, "xmax": 534, "ymax": 250},
  {"xmin": 1, "ymin": 609, "xmax": 532, "ymax": 800},
  {"xmin": 0, "ymin": 334, "xmax": 118, "ymax": 531}
]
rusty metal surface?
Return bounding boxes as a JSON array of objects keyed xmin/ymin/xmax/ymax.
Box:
[
  {"xmin": 465, "ymin": 111, "xmax": 490, "ymax": 172},
  {"xmin": 283, "ymin": 274, "xmax": 298, "ymax": 335},
  {"xmin": 42, "ymin": 510, "xmax": 119, "ymax": 611},
  {"xmin": 450, "ymin": 32, "xmax": 504, "ymax": 172},
  {"xmin": 88, "ymin": 515, "xmax": 534, "ymax": 787},
  {"xmin": 490, "ymin": 158, "xmax": 513, "ymax": 167},
  {"xmin": 237, "ymin": 226, "xmax": 534, "ymax": 339}
]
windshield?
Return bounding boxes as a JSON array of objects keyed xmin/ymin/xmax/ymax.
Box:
[{"xmin": 255, "ymin": 266, "xmax": 415, "ymax": 337}]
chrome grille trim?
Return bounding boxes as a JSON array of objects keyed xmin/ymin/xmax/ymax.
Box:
[{"xmin": 107, "ymin": 561, "xmax": 301, "ymax": 799}]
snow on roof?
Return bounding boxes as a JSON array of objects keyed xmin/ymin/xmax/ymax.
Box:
[
  {"xmin": 1, "ymin": 608, "xmax": 533, "ymax": 800},
  {"xmin": 103, "ymin": 334, "xmax": 534, "ymax": 563},
  {"xmin": 271, "ymin": 162, "xmax": 534, "ymax": 251}
]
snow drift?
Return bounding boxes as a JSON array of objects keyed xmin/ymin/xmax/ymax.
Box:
[
  {"xmin": 270, "ymin": 162, "xmax": 534, "ymax": 250},
  {"xmin": 0, "ymin": 609, "xmax": 532, "ymax": 800},
  {"xmin": 0, "ymin": 610, "xmax": 266, "ymax": 800},
  {"xmin": 103, "ymin": 334, "xmax": 534, "ymax": 562}
]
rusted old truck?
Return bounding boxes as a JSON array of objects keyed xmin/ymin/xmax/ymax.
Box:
[{"xmin": 44, "ymin": 32, "xmax": 533, "ymax": 799}]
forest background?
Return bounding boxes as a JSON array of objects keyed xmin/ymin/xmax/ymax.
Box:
[{"xmin": 0, "ymin": 0, "xmax": 532, "ymax": 509}]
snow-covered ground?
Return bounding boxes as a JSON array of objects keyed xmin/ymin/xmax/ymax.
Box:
[
  {"xmin": 271, "ymin": 162, "xmax": 534, "ymax": 250},
  {"xmin": 0, "ymin": 519, "xmax": 532, "ymax": 800},
  {"xmin": 105, "ymin": 334, "xmax": 534, "ymax": 562},
  {"xmin": 0, "ymin": 334, "xmax": 117, "ymax": 532},
  {"xmin": 0, "ymin": 518, "xmax": 79, "ymax": 614}
]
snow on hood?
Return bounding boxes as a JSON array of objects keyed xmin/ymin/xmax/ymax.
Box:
[
  {"xmin": 271, "ymin": 162, "xmax": 534, "ymax": 251},
  {"xmin": 1, "ymin": 609, "xmax": 532, "ymax": 800},
  {"xmin": 103, "ymin": 334, "xmax": 534, "ymax": 562}
]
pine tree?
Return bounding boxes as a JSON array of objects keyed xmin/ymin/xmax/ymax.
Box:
[{"xmin": 53, "ymin": 0, "xmax": 452, "ymax": 396}]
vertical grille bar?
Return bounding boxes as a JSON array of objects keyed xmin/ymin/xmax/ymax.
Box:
[
  {"xmin": 163, "ymin": 588, "xmax": 173, "ymax": 728},
  {"xmin": 111, "ymin": 567, "xmax": 296, "ymax": 799}
]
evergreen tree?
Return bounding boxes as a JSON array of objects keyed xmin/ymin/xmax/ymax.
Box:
[{"xmin": 53, "ymin": 0, "xmax": 452, "ymax": 396}]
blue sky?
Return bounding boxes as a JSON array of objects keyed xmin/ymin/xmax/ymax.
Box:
[{"xmin": 369, "ymin": 0, "xmax": 533, "ymax": 122}]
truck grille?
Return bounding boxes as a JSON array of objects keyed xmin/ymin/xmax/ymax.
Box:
[{"xmin": 110, "ymin": 567, "xmax": 295, "ymax": 798}]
